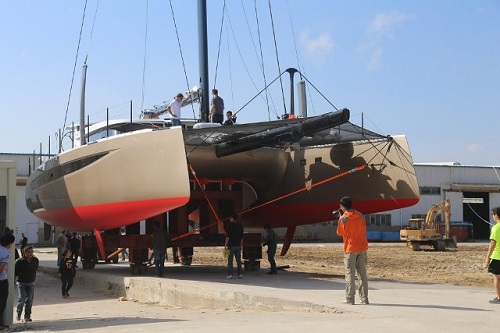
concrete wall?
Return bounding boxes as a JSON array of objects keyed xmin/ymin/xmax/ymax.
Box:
[{"xmin": 0, "ymin": 160, "xmax": 17, "ymax": 326}]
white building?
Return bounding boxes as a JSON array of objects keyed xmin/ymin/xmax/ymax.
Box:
[
  {"xmin": 3, "ymin": 152, "xmax": 500, "ymax": 243},
  {"xmin": 292, "ymin": 163, "xmax": 500, "ymax": 242},
  {"xmin": 394, "ymin": 163, "xmax": 500, "ymax": 240}
]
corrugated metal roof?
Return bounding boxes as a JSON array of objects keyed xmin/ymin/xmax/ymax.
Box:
[{"xmin": 0, "ymin": 153, "xmax": 51, "ymax": 177}]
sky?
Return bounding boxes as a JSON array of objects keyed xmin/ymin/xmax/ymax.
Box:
[{"xmin": 0, "ymin": 1, "xmax": 499, "ymax": 166}]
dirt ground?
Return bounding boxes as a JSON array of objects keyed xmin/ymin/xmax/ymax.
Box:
[{"xmin": 190, "ymin": 242, "xmax": 492, "ymax": 288}]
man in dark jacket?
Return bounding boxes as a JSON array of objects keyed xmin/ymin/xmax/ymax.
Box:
[
  {"xmin": 224, "ymin": 212, "xmax": 244, "ymax": 279},
  {"xmin": 262, "ymin": 224, "xmax": 278, "ymax": 274},
  {"xmin": 14, "ymin": 245, "xmax": 39, "ymax": 323},
  {"xmin": 152, "ymin": 222, "xmax": 170, "ymax": 277}
]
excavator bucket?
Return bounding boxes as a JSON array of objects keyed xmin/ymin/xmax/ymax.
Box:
[{"xmin": 444, "ymin": 236, "xmax": 458, "ymax": 249}]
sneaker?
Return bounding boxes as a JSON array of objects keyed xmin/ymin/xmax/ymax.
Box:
[
  {"xmin": 360, "ymin": 299, "xmax": 370, "ymax": 305},
  {"xmin": 66, "ymin": 292, "xmax": 70, "ymax": 298},
  {"xmin": 342, "ymin": 299, "xmax": 355, "ymax": 305},
  {"xmin": 62, "ymin": 295, "xmax": 67, "ymax": 299},
  {"xmin": 237, "ymin": 274, "xmax": 243, "ymax": 279},
  {"xmin": 24, "ymin": 318, "xmax": 32, "ymax": 323},
  {"xmin": 489, "ymin": 297, "xmax": 500, "ymax": 304},
  {"xmin": 226, "ymin": 274, "xmax": 233, "ymax": 279}
]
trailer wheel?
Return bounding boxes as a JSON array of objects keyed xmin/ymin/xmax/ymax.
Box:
[{"xmin": 411, "ymin": 242, "xmax": 421, "ymax": 251}]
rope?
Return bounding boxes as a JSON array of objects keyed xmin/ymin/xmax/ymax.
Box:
[
  {"xmin": 61, "ymin": 0, "xmax": 88, "ymax": 146},
  {"xmin": 213, "ymin": 0, "xmax": 226, "ymax": 88},
  {"xmin": 188, "ymin": 164, "xmax": 227, "ymax": 236},
  {"xmin": 267, "ymin": 0, "xmax": 287, "ymax": 114},
  {"xmin": 254, "ymin": 0, "xmax": 272, "ymax": 121},
  {"xmin": 240, "ymin": 164, "xmax": 367, "ymax": 215},
  {"xmin": 168, "ymin": 0, "xmax": 196, "ymax": 119},
  {"xmin": 140, "ymin": 0, "xmax": 150, "ymax": 112},
  {"xmin": 226, "ymin": 28, "xmax": 235, "ymax": 112},
  {"xmin": 171, "ymin": 221, "xmax": 219, "ymax": 241}
]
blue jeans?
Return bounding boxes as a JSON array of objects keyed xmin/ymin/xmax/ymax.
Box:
[
  {"xmin": 17, "ymin": 282, "xmax": 35, "ymax": 320},
  {"xmin": 154, "ymin": 251, "xmax": 166, "ymax": 277},
  {"xmin": 227, "ymin": 246, "xmax": 242, "ymax": 276},
  {"xmin": 171, "ymin": 118, "xmax": 181, "ymax": 126}
]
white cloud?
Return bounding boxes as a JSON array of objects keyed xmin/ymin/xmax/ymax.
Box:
[
  {"xmin": 358, "ymin": 11, "xmax": 414, "ymax": 70},
  {"xmin": 467, "ymin": 144, "xmax": 484, "ymax": 153},
  {"xmin": 300, "ymin": 30, "xmax": 335, "ymax": 67}
]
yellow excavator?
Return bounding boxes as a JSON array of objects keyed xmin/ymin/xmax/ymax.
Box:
[{"xmin": 400, "ymin": 199, "xmax": 458, "ymax": 251}]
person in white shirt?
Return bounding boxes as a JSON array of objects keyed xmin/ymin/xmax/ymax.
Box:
[{"xmin": 166, "ymin": 93, "xmax": 188, "ymax": 126}]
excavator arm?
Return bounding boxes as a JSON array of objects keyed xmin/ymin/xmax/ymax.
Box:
[{"xmin": 424, "ymin": 199, "xmax": 451, "ymax": 237}]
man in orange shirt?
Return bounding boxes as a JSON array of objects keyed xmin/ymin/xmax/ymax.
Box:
[{"xmin": 336, "ymin": 196, "xmax": 369, "ymax": 305}]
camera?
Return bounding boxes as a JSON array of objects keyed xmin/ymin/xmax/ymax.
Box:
[{"xmin": 331, "ymin": 209, "xmax": 344, "ymax": 219}]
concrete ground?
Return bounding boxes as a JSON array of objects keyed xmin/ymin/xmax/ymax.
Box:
[{"xmin": 4, "ymin": 248, "xmax": 499, "ymax": 333}]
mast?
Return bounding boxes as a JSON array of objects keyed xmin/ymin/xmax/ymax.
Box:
[
  {"xmin": 80, "ymin": 60, "xmax": 88, "ymax": 145},
  {"xmin": 197, "ymin": 0, "xmax": 209, "ymax": 122},
  {"xmin": 286, "ymin": 68, "xmax": 298, "ymax": 116}
]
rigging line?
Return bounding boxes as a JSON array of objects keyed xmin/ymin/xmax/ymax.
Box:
[
  {"xmin": 213, "ymin": 0, "xmax": 226, "ymax": 88},
  {"xmin": 391, "ymin": 141, "xmax": 420, "ymax": 193},
  {"xmin": 267, "ymin": 0, "xmax": 287, "ymax": 115},
  {"xmin": 286, "ymin": 0, "xmax": 302, "ymax": 78},
  {"xmin": 140, "ymin": 0, "xmax": 150, "ymax": 112},
  {"xmin": 188, "ymin": 164, "xmax": 227, "ymax": 236},
  {"xmin": 226, "ymin": 27, "xmax": 235, "ymax": 112},
  {"xmin": 235, "ymin": 69, "xmax": 286, "ymax": 115},
  {"xmin": 168, "ymin": 0, "xmax": 196, "ymax": 119},
  {"xmin": 171, "ymin": 221, "xmax": 220, "ymax": 241},
  {"xmin": 452, "ymin": 183, "xmax": 494, "ymax": 226},
  {"xmin": 240, "ymin": 0, "xmax": 263, "ymax": 70},
  {"xmin": 61, "ymin": 0, "xmax": 88, "ymax": 143},
  {"xmin": 84, "ymin": 0, "xmax": 100, "ymax": 61},
  {"xmin": 285, "ymin": 0, "xmax": 316, "ymax": 116},
  {"xmin": 254, "ymin": 0, "xmax": 272, "ymax": 121},
  {"xmin": 240, "ymin": 164, "xmax": 368, "ymax": 216},
  {"xmin": 239, "ymin": 0, "xmax": 276, "ymax": 119},
  {"xmin": 296, "ymin": 70, "xmax": 339, "ymax": 112},
  {"xmin": 225, "ymin": 11, "xmax": 278, "ymax": 118}
]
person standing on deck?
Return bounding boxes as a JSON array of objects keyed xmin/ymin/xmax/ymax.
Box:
[
  {"xmin": 210, "ymin": 89, "xmax": 224, "ymax": 124},
  {"xmin": 166, "ymin": 93, "xmax": 189, "ymax": 126}
]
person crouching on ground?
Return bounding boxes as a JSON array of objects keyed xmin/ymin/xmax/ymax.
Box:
[
  {"xmin": 485, "ymin": 207, "xmax": 500, "ymax": 304},
  {"xmin": 336, "ymin": 196, "xmax": 369, "ymax": 305},
  {"xmin": 58, "ymin": 249, "xmax": 76, "ymax": 299},
  {"xmin": 15, "ymin": 245, "xmax": 39, "ymax": 323}
]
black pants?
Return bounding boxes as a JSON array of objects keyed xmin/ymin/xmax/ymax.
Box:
[
  {"xmin": 0, "ymin": 280, "xmax": 8, "ymax": 326},
  {"xmin": 212, "ymin": 113, "xmax": 223, "ymax": 124},
  {"xmin": 61, "ymin": 276, "xmax": 73, "ymax": 295}
]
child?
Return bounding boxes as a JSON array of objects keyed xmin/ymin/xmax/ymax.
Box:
[{"xmin": 58, "ymin": 249, "xmax": 76, "ymax": 299}]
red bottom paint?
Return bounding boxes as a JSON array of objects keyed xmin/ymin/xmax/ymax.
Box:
[
  {"xmin": 243, "ymin": 198, "xmax": 420, "ymax": 228},
  {"xmin": 35, "ymin": 197, "xmax": 190, "ymax": 231}
]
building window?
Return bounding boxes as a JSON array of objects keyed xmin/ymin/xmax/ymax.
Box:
[
  {"xmin": 366, "ymin": 214, "xmax": 392, "ymax": 227},
  {"xmin": 419, "ymin": 187, "xmax": 441, "ymax": 195}
]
